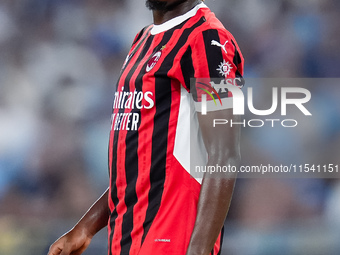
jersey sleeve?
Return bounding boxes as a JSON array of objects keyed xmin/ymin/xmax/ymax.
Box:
[{"xmin": 178, "ymin": 28, "xmax": 244, "ymax": 111}]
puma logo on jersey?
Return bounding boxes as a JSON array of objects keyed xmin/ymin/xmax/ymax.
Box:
[{"xmin": 211, "ymin": 40, "xmax": 228, "ymax": 54}]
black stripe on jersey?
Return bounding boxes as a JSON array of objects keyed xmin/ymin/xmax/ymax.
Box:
[
  {"xmin": 231, "ymin": 40, "xmax": 243, "ymax": 78},
  {"xmin": 120, "ymin": 29, "xmax": 177, "ymax": 255},
  {"xmin": 140, "ymin": 76, "xmax": 171, "ymax": 245},
  {"xmin": 141, "ymin": 16, "xmax": 206, "ymax": 244},
  {"xmin": 202, "ymin": 29, "xmax": 224, "ymax": 78},
  {"xmin": 180, "ymin": 46, "xmax": 194, "ymax": 91},
  {"xmin": 109, "ymin": 132, "xmax": 119, "ymax": 255},
  {"xmin": 217, "ymin": 226, "xmax": 224, "ymax": 255}
]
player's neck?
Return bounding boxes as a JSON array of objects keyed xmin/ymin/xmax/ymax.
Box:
[{"xmin": 152, "ymin": 0, "xmax": 201, "ymax": 25}]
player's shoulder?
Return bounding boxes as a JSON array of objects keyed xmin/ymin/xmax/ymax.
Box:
[
  {"xmin": 190, "ymin": 7, "xmax": 237, "ymax": 45},
  {"xmin": 131, "ymin": 24, "xmax": 153, "ymax": 46}
]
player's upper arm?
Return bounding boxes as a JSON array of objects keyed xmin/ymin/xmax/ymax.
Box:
[
  {"xmin": 197, "ymin": 109, "xmax": 241, "ymax": 167},
  {"xmin": 183, "ymin": 28, "xmax": 244, "ymax": 165}
]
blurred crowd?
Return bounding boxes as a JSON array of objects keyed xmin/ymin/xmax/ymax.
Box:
[{"xmin": 0, "ymin": 0, "xmax": 339, "ymax": 254}]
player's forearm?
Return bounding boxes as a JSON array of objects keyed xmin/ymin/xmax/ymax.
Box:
[
  {"xmin": 186, "ymin": 156, "xmax": 238, "ymax": 255},
  {"xmin": 73, "ymin": 187, "xmax": 110, "ymax": 238}
]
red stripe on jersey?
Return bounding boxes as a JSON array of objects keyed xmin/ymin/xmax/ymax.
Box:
[
  {"xmin": 110, "ymin": 126, "xmax": 128, "ymax": 255},
  {"xmin": 212, "ymin": 230, "xmax": 222, "ymax": 255},
  {"xmin": 192, "ymin": 31, "xmax": 210, "ymax": 78},
  {"xmin": 108, "ymin": 132, "xmax": 115, "ymax": 211}
]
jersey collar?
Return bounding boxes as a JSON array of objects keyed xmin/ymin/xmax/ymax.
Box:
[{"xmin": 150, "ymin": 3, "xmax": 208, "ymax": 35}]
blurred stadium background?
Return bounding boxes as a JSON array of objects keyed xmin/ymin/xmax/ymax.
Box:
[{"xmin": 0, "ymin": 0, "xmax": 340, "ymax": 254}]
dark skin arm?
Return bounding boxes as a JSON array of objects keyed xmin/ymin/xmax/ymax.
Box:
[
  {"xmin": 186, "ymin": 109, "xmax": 240, "ymax": 255},
  {"xmin": 48, "ymin": 188, "xmax": 110, "ymax": 255}
]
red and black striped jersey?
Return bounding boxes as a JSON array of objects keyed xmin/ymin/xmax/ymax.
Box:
[{"xmin": 108, "ymin": 3, "xmax": 244, "ymax": 255}]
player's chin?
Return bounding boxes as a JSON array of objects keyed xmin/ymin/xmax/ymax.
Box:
[
  {"xmin": 145, "ymin": 0, "xmax": 167, "ymax": 10},
  {"xmin": 146, "ymin": 0, "xmax": 188, "ymax": 11}
]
